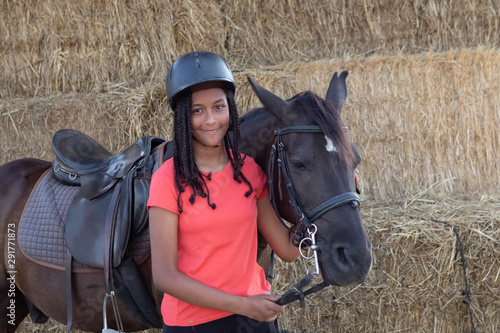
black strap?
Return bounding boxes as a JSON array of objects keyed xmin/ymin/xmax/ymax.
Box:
[
  {"xmin": 104, "ymin": 181, "xmax": 122, "ymax": 294},
  {"xmin": 274, "ymin": 125, "xmax": 323, "ymax": 135},
  {"xmin": 266, "ymin": 250, "xmax": 275, "ymax": 285},
  {"xmin": 65, "ymin": 248, "xmax": 73, "ymax": 331},
  {"xmin": 306, "ymin": 192, "xmax": 360, "ymax": 222},
  {"xmin": 274, "ymin": 273, "xmax": 329, "ymax": 308},
  {"xmin": 268, "ymin": 126, "xmax": 361, "ymax": 248}
]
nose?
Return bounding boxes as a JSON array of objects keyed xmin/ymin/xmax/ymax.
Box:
[
  {"xmin": 204, "ymin": 110, "xmax": 216, "ymax": 125},
  {"xmin": 327, "ymin": 240, "xmax": 372, "ymax": 285}
]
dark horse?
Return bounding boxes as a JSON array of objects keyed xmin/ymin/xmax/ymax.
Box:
[{"xmin": 0, "ymin": 73, "xmax": 372, "ymax": 332}]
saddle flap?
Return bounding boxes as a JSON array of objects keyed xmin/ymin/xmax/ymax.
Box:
[{"xmin": 65, "ymin": 185, "xmax": 131, "ymax": 269}]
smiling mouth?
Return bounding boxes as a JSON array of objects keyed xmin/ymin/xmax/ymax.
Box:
[{"xmin": 203, "ymin": 128, "xmax": 220, "ymax": 133}]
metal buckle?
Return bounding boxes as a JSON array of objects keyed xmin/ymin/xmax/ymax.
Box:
[{"xmin": 299, "ymin": 225, "xmax": 320, "ymax": 276}]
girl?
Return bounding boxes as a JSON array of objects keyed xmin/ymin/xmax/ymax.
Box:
[{"xmin": 148, "ymin": 51, "xmax": 300, "ymax": 333}]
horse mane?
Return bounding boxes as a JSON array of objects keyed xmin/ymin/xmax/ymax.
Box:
[
  {"xmin": 239, "ymin": 90, "xmax": 356, "ymax": 167},
  {"xmin": 288, "ymin": 91, "xmax": 356, "ymax": 167}
]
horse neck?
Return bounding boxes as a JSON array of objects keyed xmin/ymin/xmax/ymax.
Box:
[{"xmin": 239, "ymin": 109, "xmax": 277, "ymax": 168}]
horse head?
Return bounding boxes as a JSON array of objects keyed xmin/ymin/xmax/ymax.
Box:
[{"xmin": 240, "ymin": 73, "xmax": 372, "ymax": 286}]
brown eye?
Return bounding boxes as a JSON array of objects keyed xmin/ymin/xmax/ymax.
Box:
[{"xmin": 291, "ymin": 160, "xmax": 306, "ymax": 171}]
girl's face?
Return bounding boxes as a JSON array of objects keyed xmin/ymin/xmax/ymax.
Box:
[{"xmin": 190, "ymin": 87, "xmax": 230, "ymax": 148}]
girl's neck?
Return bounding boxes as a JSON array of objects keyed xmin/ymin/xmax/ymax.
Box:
[{"xmin": 193, "ymin": 143, "xmax": 228, "ymax": 173}]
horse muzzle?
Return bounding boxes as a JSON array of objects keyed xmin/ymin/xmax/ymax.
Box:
[{"xmin": 317, "ymin": 238, "xmax": 373, "ymax": 286}]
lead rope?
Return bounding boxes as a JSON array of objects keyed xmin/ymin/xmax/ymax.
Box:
[{"xmin": 410, "ymin": 216, "xmax": 476, "ymax": 333}]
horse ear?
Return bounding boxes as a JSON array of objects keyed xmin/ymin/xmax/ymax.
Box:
[
  {"xmin": 247, "ymin": 76, "xmax": 287, "ymax": 116},
  {"xmin": 325, "ymin": 71, "xmax": 348, "ymax": 113}
]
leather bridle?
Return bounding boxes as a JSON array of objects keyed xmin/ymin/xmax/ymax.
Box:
[
  {"xmin": 267, "ymin": 125, "xmax": 362, "ymax": 310},
  {"xmin": 267, "ymin": 125, "xmax": 361, "ymax": 247}
]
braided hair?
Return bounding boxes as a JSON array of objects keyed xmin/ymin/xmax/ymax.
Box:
[{"xmin": 172, "ymin": 89, "xmax": 253, "ymax": 213}]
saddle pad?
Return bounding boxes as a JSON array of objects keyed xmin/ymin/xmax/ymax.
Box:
[{"xmin": 19, "ymin": 170, "xmax": 151, "ymax": 271}]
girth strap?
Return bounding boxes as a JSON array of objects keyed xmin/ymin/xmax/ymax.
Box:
[
  {"xmin": 65, "ymin": 249, "xmax": 73, "ymax": 331},
  {"xmin": 104, "ymin": 181, "xmax": 122, "ymax": 294}
]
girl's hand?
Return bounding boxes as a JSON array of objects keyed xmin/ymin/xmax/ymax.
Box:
[
  {"xmin": 355, "ymin": 168, "xmax": 360, "ymax": 187},
  {"xmin": 240, "ymin": 294, "xmax": 284, "ymax": 322}
]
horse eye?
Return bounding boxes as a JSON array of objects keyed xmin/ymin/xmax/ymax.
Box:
[{"xmin": 291, "ymin": 160, "xmax": 306, "ymax": 171}]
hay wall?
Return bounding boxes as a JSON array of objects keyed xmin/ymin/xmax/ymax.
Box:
[
  {"xmin": 272, "ymin": 194, "xmax": 500, "ymax": 332},
  {"xmin": 1, "ymin": 0, "xmax": 499, "ymax": 97},
  {"xmin": 1, "ymin": 1, "xmax": 499, "ymax": 332},
  {"xmin": 2, "ymin": 48, "xmax": 498, "ymax": 333},
  {"xmin": 13, "ymin": 195, "xmax": 500, "ymax": 333},
  {"xmin": 2, "ymin": 48, "xmax": 499, "ymax": 199}
]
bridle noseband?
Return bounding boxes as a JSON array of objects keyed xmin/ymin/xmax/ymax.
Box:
[{"xmin": 267, "ymin": 125, "xmax": 361, "ymax": 247}]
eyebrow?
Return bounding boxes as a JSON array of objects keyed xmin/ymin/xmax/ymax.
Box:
[{"xmin": 191, "ymin": 98, "xmax": 226, "ymax": 108}]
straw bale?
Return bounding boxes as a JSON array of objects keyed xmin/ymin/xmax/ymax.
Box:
[
  {"xmin": 2, "ymin": 1, "xmax": 499, "ymax": 332},
  {"xmin": 221, "ymin": 0, "xmax": 500, "ymax": 65},
  {"xmin": 284, "ymin": 47, "xmax": 500, "ymax": 199},
  {"xmin": 2, "ymin": 47, "xmax": 499, "ymax": 198},
  {"xmin": 2, "ymin": 0, "xmax": 499, "ymax": 97},
  {"xmin": 15, "ymin": 194, "xmax": 500, "ymax": 332},
  {"xmin": 268, "ymin": 194, "xmax": 500, "ymax": 332},
  {"xmin": 0, "ymin": 0, "xmax": 227, "ymax": 97},
  {"xmin": 0, "ymin": 85, "xmax": 172, "ymax": 162},
  {"xmin": 2, "ymin": 44, "xmax": 499, "ymax": 333}
]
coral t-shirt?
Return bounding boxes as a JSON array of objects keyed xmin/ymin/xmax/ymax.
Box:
[{"xmin": 147, "ymin": 154, "xmax": 270, "ymax": 326}]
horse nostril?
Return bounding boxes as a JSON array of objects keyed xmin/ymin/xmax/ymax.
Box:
[{"xmin": 336, "ymin": 247, "xmax": 348, "ymax": 265}]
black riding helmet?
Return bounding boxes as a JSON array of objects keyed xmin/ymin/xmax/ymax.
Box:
[{"xmin": 166, "ymin": 51, "xmax": 236, "ymax": 108}]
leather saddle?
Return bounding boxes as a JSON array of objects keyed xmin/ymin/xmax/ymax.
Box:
[
  {"xmin": 52, "ymin": 129, "xmax": 167, "ymax": 330},
  {"xmin": 52, "ymin": 129, "xmax": 166, "ymax": 271}
]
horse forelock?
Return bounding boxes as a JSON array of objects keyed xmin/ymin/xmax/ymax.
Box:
[
  {"xmin": 240, "ymin": 91, "xmax": 356, "ymax": 168},
  {"xmin": 288, "ymin": 91, "xmax": 356, "ymax": 168}
]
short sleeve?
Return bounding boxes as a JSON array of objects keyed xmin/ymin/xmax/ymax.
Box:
[
  {"xmin": 147, "ymin": 158, "xmax": 179, "ymax": 213},
  {"xmin": 242, "ymin": 156, "xmax": 269, "ymax": 200}
]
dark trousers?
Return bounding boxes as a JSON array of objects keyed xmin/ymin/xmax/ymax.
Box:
[{"xmin": 163, "ymin": 314, "xmax": 275, "ymax": 333}]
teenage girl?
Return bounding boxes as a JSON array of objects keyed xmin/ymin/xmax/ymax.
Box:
[{"xmin": 148, "ymin": 51, "xmax": 301, "ymax": 333}]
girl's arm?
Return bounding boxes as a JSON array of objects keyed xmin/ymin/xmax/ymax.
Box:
[
  {"xmin": 256, "ymin": 197, "xmax": 300, "ymax": 262},
  {"xmin": 149, "ymin": 206, "xmax": 284, "ymax": 322}
]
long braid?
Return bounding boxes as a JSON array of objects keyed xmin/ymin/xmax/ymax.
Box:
[
  {"xmin": 172, "ymin": 89, "xmax": 253, "ymax": 213},
  {"xmin": 225, "ymin": 90, "xmax": 253, "ymax": 197},
  {"xmin": 173, "ymin": 91, "xmax": 209, "ymax": 212}
]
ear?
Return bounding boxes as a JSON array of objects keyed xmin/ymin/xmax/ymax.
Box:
[
  {"xmin": 247, "ymin": 76, "xmax": 288, "ymax": 118},
  {"xmin": 325, "ymin": 70, "xmax": 348, "ymax": 113}
]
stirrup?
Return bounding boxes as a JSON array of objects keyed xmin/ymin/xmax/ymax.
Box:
[{"xmin": 102, "ymin": 292, "xmax": 125, "ymax": 333}]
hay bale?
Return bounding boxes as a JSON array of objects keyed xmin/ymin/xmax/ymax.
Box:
[
  {"xmin": 284, "ymin": 47, "xmax": 500, "ymax": 199},
  {"xmin": 0, "ymin": 0, "xmax": 227, "ymax": 97},
  {"xmin": 2, "ymin": 48, "xmax": 499, "ymax": 333},
  {"xmin": 271, "ymin": 194, "xmax": 500, "ymax": 332},
  {"xmin": 5, "ymin": 47, "xmax": 498, "ymax": 199},
  {"xmin": 0, "ymin": 86, "xmax": 172, "ymax": 162},
  {"xmin": 2, "ymin": 0, "xmax": 499, "ymax": 97},
  {"xmin": 14, "ymin": 195, "xmax": 500, "ymax": 332}
]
